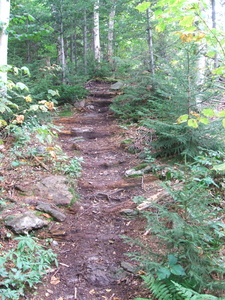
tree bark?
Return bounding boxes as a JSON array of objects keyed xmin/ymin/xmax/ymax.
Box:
[
  {"xmin": 93, "ymin": 0, "xmax": 101, "ymax": 62},
  {"xmin": 211, "ymin": 0, "xmax": 218, "ymax": 68},
  {"xmin": 146, "ymin": 8, "xmax": 155, "ymax": 74},
  {"xmin": 107, "ymin": 0, "xmax": 116, "ymax": 65},
  {"xmin": 83, "ymin": 9, "xmax": 88, "ymax": 74},
  {"xmin": 0, "ymin": 0, "xmax": 10, "ymax": 84}
]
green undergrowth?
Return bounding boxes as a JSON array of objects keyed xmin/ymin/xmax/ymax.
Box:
[
  {"xmin": 0, "ymin": 235, "xmax": 57, "ymax": 300},
  {"xmin": 128, "ymin": 151, "xmax": 225, "ymax": 299}
]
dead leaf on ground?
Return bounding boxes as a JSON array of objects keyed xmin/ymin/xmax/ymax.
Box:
[
  {"xmin": 50, "ymin": 275, "xmax": 60, "ymax": 285},
  {"xmin": 41, "ymin": 213, "xmax": 52, "ymax": 219}
]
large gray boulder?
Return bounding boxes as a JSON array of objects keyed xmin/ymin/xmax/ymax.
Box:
[{"xmin": 5, "ymin": 211, "xmax": 48, "ymax": 234}]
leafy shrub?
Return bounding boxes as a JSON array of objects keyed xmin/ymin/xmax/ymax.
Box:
[
  {"xmin": 56, "ymin": 84, "xmax": 88, "ymax": 105},
  {"xmin": 0, "ymin": 235, "xmax": 57, "ymax": 299},
  {"xmin": 127, "ymin": 164, "xmax": 225, "ymax": 295}
]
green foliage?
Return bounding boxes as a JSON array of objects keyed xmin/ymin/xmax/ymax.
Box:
[
  {"xmin": 86, "ymin": 58, "xmax": 112, "ymax": 79},
  {"xmin": 56, "ymin": 84, "xmax": 88, "ymax": 105},
  {"xmin": 128, "ymin": 163, "xmax": 225, "ymax": 295},
  {"xmin": 0, "ymin": 235, "xmax": 57, "ymax": 299},
  {"xmin": 133, "ymin": 276, "xmax": 223, "ymax": 300},
  {"xmin": 55, "ymin": 157, "xmax": 84, "ymax": 178}
]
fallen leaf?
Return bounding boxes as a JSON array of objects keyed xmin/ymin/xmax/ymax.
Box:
[
  {"xmin": 41, "ymin": 213, "xmax": 52, "ymax": 219},
  {"xmin": 106, "ymin": 289, "xmax": 112, "ymax": 292},
  {"xmin": 50, "ymin": 275, "xmax": 60, "ymax": 285}
]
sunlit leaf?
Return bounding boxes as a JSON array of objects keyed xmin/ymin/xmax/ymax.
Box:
[
  {"xmin": 16, "ymin": 82, "xmax": 29, "ymax": 91},
  {"xmin": 176, "ymin": 114, "xmax": 188, "ymax": 123},
  {"xmin": 199, "ymin": 117, "xmax": 209, "ymax": 125},
  {"xmin": 222, "ymin": 119, "xmax": 225, "ymax": 128},
  {"xmin": 135, "ymin": 2, "xmax": 151, "ymax": 12},
  {"xmin": 179, "ymin": 15, "xmax": 194, "ymax": 27},
  {"xmin": 201, "ymin": 108, "xmax": 215, "ymax": 117},
  {"xmin": 155, "ymin": 23, "xmax": 166, "ymax": 32},
  {"xmin": 212, "ymin": 67, "xmax": 225, "ymax": 75},
  {"xmin": 206, "ymin": 51, "xmax": 216, "ymax": 58},
  {"xmin": 180, "ymin": 33, "xmax": 193, "ymax": 42},
  {"xmin": 218, "ymin": 111, "xmax": 225, "ymax": 117},
  {"xmin": 213, "ymin": 163, "xmax": 225, "ymax": 171},
  {"xmin": 188, "ymin": 118, "xmax": 198, "ymax": 128}
]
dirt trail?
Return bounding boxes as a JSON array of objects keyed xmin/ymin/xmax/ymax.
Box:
[{"xmin": 35, "ymin": 81, "xmax": 150, "ymax": 300}]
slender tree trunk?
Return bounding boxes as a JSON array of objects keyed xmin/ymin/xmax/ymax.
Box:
[
  {"xmin": 107, "ymin": 0, "xmax": 116, "ymax": 65},
  {"xmin": 146, "ymin": 8, "xmax": 155, "ymax": 74},
  {"xmin": 83, "ymin": 9, "xmax": 88, "ymax": 74},
  {"xmin": 59, "ymin": 24, "xmax": 66, "ymax": 84},
  {"xmin": 93, "ymin": 0, "xmax": 101, "ymax": 62},
  {"xmin": 0, "ymin": 0, "xmax": 10, "ymax": 85},
  {"xmin": 211, "ymin": 0, "xmax": 218, "ymax": 68}
]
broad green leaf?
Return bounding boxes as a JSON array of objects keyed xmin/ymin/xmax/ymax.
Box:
[
  {"xmin": 179, "ymin": 15, "xmax": 194, "ymax": 27},
  {"xmin": 168, "ymin": 254, "xmax": 177, "ymax": 266},
  {"xmin": 154, "ymin": 9, "xmax": 163, "ymax": 16},
  {"xmin": 201, "ymin": 108, "xmax": 215, "ymax": 117},
  {"xmin": 155, "ymin": 22, "xmax": 166, "ymax": 32},
  {"xmin": 222, "ymin": 119, "xmax": 225, "ymax": 128},
  {"xmin": 157, "ymin": 267, "xmax": 171, "ymax": 280},
  {"xmin": 212, "ymin": 67, "xmax": 225, "ymax": 75},
  {"xmin": 206, "ymin": 51, "xmax": 216, "ymax": 58},
  {"xmin": 188, "ymin": 118, "xmax": 198, "ymax": 128},
  {"xmin": 199, "ymin": 117, "xmax": 209, "ymax": 125},
  {"xmin": 135, "ymin": 2, "xmax": 151, "ymax": 12},
  {"xmin": 0, "ymin": 119, "xmax": 7, "ymax": 127},
  {"xmin": 176, "ymin": 114, "xmax": 188, "ymax": 123},
  {"xmin": 218, "ymin": 110, "xmax": 225, "ymax": 117},
  {"xmin": 16, "ymin": 82, "xmax": 29, "ymax": 91},
  {"xmin": 171, "ymin": 264, "xmax": 186, "ymax": 276},
  {"xmin": 213, "ymin": 163, "xmax": 225, "ymax": 171},
  {"xmin": 28, "ymin": 105, "xmax": 39, "ymax": 111},
  {"xmin": 21, "ymin": 66, "xmax": 30, "ymax": 76}
]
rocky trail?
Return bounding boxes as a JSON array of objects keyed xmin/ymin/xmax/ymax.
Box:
[
  {"xmin": 1, "ymin": 81, "xmax": 161, "ymax": 300},
  {"xmin": 44, "ymin": 81, "xmax": 151, "ymax": 300}
]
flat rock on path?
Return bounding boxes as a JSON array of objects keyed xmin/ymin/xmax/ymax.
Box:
[{"xmin": 33, "ymin": 81, "xmax": 152, "ymax": 300}]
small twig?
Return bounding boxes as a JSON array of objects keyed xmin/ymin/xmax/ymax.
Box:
[
  {"xmin": 74, "ymin": 287, "xmax": 77, "ymax": 299},
  {"xmin": 109, "ymin": 294, "xmax": 115, "ymax": 300},
  {"xmin": 33, "ymin": 155, "xmax": 50, "ymax": 171}
]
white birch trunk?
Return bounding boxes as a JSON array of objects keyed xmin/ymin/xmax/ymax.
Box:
[
  {"xmin": 107, "ymin": 0, "xmax": 116, "ymax": 64},
  {"xmin": 0, "ymin": 0, "xmax": 10, "ymax": 84},
  {"xmin": 146, "ymin": 8, "xmax": 155, "ymax": 74},
  {"xmin": 59, "ymin": 21, "xmax": 66, "ymax": 84},
  {"xmin": 211, "ymin": 0, "xmax": 218, "ymax": 68},
  {"xmin": 83, "ymin": 9, "xmax": 87, "ymax": 74},
  {"xmin": 93, "ymin": 0, "xmax": 101, "ymax": 62}
]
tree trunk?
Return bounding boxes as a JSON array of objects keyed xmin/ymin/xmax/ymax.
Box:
[
  {"xmin": 93, "ymin": 0, "xmax": 101, "ymax": 62},
  {"xmin": 59, "ymin": 25, "xmax": 66, "ymax": 84},
  {"xmin": 211, "ymin": 0, "xmax": 218, "ymax": 68},
  {"xmin": 146, "ymin": 8, "xmax": 155, "ymax": 74},
  {"xmin": 0, "ymin": 0, "xmax": 10, "ymax": 85},
  {"xmin": 83, "ymin": 9, "xmax": 88, "ymax": 74},
  {"xmin": 107, "ymin": 0, "xmax": 116, "ymax": 65}
]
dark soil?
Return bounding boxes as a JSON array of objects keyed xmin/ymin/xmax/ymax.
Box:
[{"xmin": 1, "ymin": 81, "xmax": 155, "ymax": 300}]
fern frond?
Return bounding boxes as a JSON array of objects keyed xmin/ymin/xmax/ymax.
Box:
[
  {"xmin": 143, "ymin": 275, "xmax": 182, "ymax": 300},
  {"xmin": 172, "ymin": 281, "xmax": 221, "ymax": 300}
]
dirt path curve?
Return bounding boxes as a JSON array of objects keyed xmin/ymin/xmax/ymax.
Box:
[{"xmin": 38, "ymin": 81, "xmax": 149, "ymax": 300}]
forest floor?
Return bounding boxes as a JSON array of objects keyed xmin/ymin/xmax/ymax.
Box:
[{"xmin": 0, "ymin": 80, "xmax": 163, "ymax": 299}]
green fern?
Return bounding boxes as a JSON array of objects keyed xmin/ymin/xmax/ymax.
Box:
[
  {"xmin": 172, "ymin": 281, "xmax": 223, "ymax": 300},
  {"xmin": 137, "ymin": 276, "xmax": 224, "ymax": 300},
  {"xmin": 143, "ymin": 275, "xmax": 183, "ymax": 300}
]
